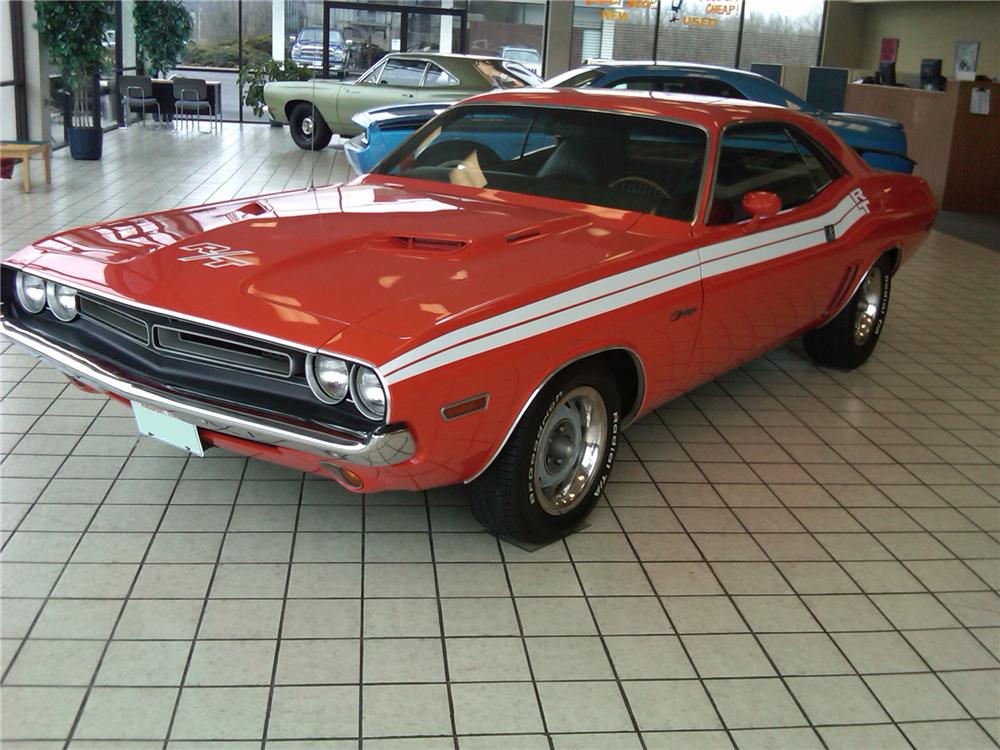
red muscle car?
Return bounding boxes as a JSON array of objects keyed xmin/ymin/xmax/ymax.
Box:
[{"xmin": 1, "ymin": 89, "xmax": 936, "ymax": 542}]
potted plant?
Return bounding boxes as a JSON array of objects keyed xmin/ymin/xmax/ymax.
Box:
[
  {"xmin": 134, "ymin": 0, "xmax": 192, "ymax": 77},
  {"xmin": 239, "ymin": 58, "xmax": 311, "ymax": 125},
  {"xmin": 34, "ymin": 1, "xmax": 114, "ymax": 160}
]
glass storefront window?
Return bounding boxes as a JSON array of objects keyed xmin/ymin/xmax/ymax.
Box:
[
  {"xmin": 468, "ymin": 1, "xmax": 544, "ymax": 75},
  {"xmin": 181, "ymin": 0, "xmax": 240, "ymax": 69},
  {"xmin": 241, "ymin": 0, "xmax": 273, "ymax": 121},
  {"xmin": 569, "ymin": 1, "xmax": 824, "ymax": 72},
  {"xmin": 657, "ymin": 0, "xmax": 740, "ymax": 67},
  {"xmin": 738, "ymin": 0, "xmax": 824, "ymax": 69}
]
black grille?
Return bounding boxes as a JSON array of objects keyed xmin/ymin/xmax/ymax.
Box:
[
  {"xmin": 152, "ymin": 325, "xmax": 294, "ymax": 378},
  {"xmin": 0, "ymin": 266, "xmax": 382, "ymax": 431},
  {"xmin": 79, "ymin": 296, "xmax": 150, "ymax": 344}
]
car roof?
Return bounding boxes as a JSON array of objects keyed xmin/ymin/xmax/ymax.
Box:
[
  {"xmin": 390, "ymin": 52, "xmax": 505, "ymax": 63},
  {"xmin": 587, "ymin": 60, "xmax": 763, "ymax": 77},
  {"xmin": 457, "ymin": 87, "xmax": 798, "ymax": 131}
]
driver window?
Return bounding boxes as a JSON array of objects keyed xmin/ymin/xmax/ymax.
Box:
[
  {"xmin": 357, "ymin": 60, "xmax": 387, "ymax": 85},
  {"xmin": 379, "ymin": 58, "xmax": 429, "ymax": 87},
  {"xmin": 709, "ymin": 124, "xmax": 824, "ymax": 225}
]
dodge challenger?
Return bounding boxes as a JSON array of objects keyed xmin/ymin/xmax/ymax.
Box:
[{"xmin": 0, "ymin": 89, "xmax": 936, "ymax": 542}]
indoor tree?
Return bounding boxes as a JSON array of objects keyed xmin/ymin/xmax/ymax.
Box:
[
  {"xmin": 134, "ymin": 0, "xmax": 193, "ymax": 77},
  {"xmin": 34, "ymin": 0, "xmax": 114, "ymax": 158}
]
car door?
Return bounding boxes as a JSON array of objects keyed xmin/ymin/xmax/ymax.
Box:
[
  {"xmin": 691, "ymin": 121, "xmax": 863, "ymax": 380},
  {"xmin": 339, "ymin": 57, "xmax": 427, "ymax": 126}
]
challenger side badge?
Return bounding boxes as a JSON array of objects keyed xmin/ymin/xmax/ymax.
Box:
[
  {"xmin": 178, "ymin": 242, "xmax": 255, "ymax": 269},
  {"xmin": 849, "ymin": 188, "xmax": 871, "ymax": 215}
]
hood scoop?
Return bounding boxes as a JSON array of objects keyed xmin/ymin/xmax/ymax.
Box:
[
  {"xmin": 363, "ymin": 234, "xmax": 471, "ymax": 253},
  {"xmin": 236, "ymin": 200, "xmax": 271, "ymax": 217}
]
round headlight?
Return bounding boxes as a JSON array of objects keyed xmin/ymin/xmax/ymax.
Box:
[
  {"xmin": 311, "ymin": 355, "xmax": 350, "ymax": 403},
  {"xmin": 351, "ymin": 366, "xmax": 386, "ymax": 420},
  {"xmin": 46, "ymin": 282, "xmax": 78, "ymax": 322},
  {"xmin": 15, "ymin": 272, "xmax": 47, "ymax": 313}
]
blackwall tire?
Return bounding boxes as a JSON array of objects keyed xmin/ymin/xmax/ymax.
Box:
[
  {"xmin": 289, "ymin": 103, "xmax": 333, "ymax": 151},
  {"xmin": 467, "ymin": 363, "xmax": 621, "ymax": 544},
  {"xmin": 804, "ymin": 256, "xmax": 892, "ymax": 370}
]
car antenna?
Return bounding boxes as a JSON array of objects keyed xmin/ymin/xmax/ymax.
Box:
[{"xmin": 307, "ymin": 66, "xmax": 319, "ymax": 191}]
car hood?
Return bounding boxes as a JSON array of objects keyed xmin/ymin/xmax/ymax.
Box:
[{"xmin": 12, "ymin": 180, "xmax": 652, "ymax": 360}]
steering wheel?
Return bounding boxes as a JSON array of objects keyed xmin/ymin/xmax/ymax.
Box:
[
  {"xmin": 609, "ymin": 176, "xmax": 672, "ymax": 200},
  {"xmin": 414, "ymin": 140, "xmax": 502, "ymax": 170}
]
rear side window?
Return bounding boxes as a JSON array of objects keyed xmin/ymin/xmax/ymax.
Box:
[
  {"xmin": 610, "ymin": 75, "xmax": 747, "ymax": 100},
  {"xmin": 423, "ymin": 63, "xmax": 459, "ymax": 87},
  {"xmin": 696, "ymin": 79, "xmax": 746, "ymax": 99},
  {"xmin": 379, "ymin": 59, "xmax": 427, "ymax": 87},
  {"xmin": 709, "ymin": 123, "xmax": 838, "ymax": 224}
]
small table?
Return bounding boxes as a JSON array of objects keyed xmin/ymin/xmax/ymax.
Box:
[{"xmin": 0, "ymin": 141, "xmax": 51, "ymax": 193}]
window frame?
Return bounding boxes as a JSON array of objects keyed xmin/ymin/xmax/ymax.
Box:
[
  {"xmin": 374, "ymin": 102, "xmax": 713, "ymax": 225},
  {"xmin": 704, "ymin": 119, "xmax": 846, "ymax": 226},
  {"xmin": 357, "ymin": 59, "xmax": 388, "ymax": 85},
  {"xmin": 420, "ymin": 62, "xmax": 460, "ymax": 88},
  {"xmin": 378, "ymin": 57, "xmax": 432, "ymax": 89}
]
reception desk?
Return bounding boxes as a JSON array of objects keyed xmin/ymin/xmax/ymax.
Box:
[{"xmin": 844, "ymin": 81, "xmax": 999, "ymax": 213}]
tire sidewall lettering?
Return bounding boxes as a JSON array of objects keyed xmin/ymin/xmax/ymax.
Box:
[{"xmin": 527, "ymin": 390, "xmax": 564, "ymax": 506}]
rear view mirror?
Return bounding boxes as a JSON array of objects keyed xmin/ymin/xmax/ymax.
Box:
[{"xmin": 742, "ymin": 191, "xmax": 781, "ymax": 232}]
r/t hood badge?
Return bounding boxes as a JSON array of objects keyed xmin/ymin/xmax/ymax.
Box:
[{"xmin": 178, "ymin": 242, "xmax": 255, "ymax": 269}]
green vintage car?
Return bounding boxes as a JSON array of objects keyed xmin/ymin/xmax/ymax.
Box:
[{"xmin": 264, "ymin": 52, "xmax": 540, "ymax": 150}]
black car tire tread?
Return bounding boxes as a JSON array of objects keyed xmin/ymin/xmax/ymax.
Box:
[
  {"xmin": 804, "ymin": 256, "xmax": 892, "ymax": 369},
  {"xmin": 468, "ymin": 362, "xmax": 621, "ymax": 544},
  {"xmin": 289, "ymin": 102, "xmax": 333, "ymax": 151}
]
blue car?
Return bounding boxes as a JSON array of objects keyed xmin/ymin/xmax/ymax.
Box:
[
  {"xmin": 345, "ymin": 102, "xmax": 453, "ymax": 174},
  {"xmin": 345, "ymin": 61, "xmax": 914, "ymax": 174}
]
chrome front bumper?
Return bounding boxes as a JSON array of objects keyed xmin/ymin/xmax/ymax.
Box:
[{"xmin": 1, "ymin": 319, "xmax": 415, "ymax": 468}]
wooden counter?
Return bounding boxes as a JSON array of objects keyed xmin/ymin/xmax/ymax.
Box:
[{"xmin": 844, "ymin": 81, "xmax": 999, "ymax": 213}]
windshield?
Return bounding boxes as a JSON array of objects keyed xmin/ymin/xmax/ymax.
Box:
[
  {"xmin": 474, "ymin": 60, "xmax": 532, "ymax": 89},
  {"xmin": 377, "ymin": 105, "xmax": 706, "ymax": 222},
  {"xmin": 298, "ymin": 28, "xmax": 343, "ymax": 44},
  {"xmin": 543, "ymin": 67, "xmax": 604, "ymax": 88},
  {"xmin": 504, "ymin": 48, "xmax": 540, "ymax": 64}
]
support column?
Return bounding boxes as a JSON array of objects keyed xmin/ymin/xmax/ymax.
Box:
[
  {"xmin": 439, "ymin": 0, "xmax": 454, "ymax": 55},
  {"xmin": 543, "ymin": 0, "xmax": 573, "ymax": 78},
  {"xmin": 272, "ymin": 0, "xmax": 285, "ymax": 61}
]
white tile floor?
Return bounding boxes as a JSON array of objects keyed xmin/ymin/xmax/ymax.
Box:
[{"xmin": 1, "ymin": 124, "xmax": 998, "ymax": 750}]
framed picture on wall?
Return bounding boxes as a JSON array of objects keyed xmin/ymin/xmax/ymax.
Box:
[
  {"xmin": 955, "ymin": 41, "xmax": 979, "ymax": 80},
  {"xmin": 880, "ymin": 37, "xmax": 899, "ymax": 63}
]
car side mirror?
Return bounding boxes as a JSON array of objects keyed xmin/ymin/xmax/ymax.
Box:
[{"xmin": 742, "ymin": 191, "xmax": 781, "ymax": 232}]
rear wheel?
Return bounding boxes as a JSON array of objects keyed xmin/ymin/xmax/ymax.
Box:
[
  {"xmin": 804, "ymin": 256, "xmax": 892, "ymax": 369},
  {"xmin": 289, "ymin": 103, "xmax": 332, "ymax": 151},
  {"xmin": 467, "ymin": 363, "xmax": 621, "ymax": 543}
]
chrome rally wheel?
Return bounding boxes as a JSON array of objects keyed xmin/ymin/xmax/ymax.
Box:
[
  {"xmin": 853, "ymin": 265, "xmax": 884, "ymax": 345},
  {"xmin": 804, "ymin": 255, "xmax": 892, "ymax": 370},
  {"xmin": 467, "ymin": 362, "xmax": 622, "ymax": 544},
  {"xmin": 533, "ymin": 386, "xmax": 608, "ymax": 516}
]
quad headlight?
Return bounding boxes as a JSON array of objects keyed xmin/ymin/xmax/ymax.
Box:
[
  {"xmin": 46, "ymin": 282, "xmax": 78, "ymax": 321},
  {"xmin": 308, "ymin": 355, "xmax": 387, "ymax": 420},
  {"xmin": 310, "ymin": 355, "xmax": 350, "ymax": 403},
  {"xmin": 14, "ymin": 272, "xmax": 46, "ymax": 313},
  {"xmin": 351, "ymin": 365, "xmax": 386, "ymax": 420}
]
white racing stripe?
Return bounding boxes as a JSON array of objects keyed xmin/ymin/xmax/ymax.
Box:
[{"xmin": 381, "ymin": 192, "xmax": 869, "ymax": 386}]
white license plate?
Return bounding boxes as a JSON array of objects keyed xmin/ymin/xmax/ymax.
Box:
[{"xmin": 132, "ymin": 402, "xmax": 204, "ymax": 456}]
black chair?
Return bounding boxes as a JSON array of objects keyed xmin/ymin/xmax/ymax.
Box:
[
  {"xmin": 172, "ymin": 77, "xmax": 216, "ymax": 133},
  {"xmin": 119, "ymin": 75, "xmax": 160, "ymax": 127}
]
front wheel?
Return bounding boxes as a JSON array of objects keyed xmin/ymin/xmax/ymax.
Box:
[
  {"xmin": 804, "ymin": 256, "xmax": 892, "ymax": 369},
  {"xmin": 289, "ymin": 103, "xmax": 333, "ymax": 151},
  {"xmin": 467, "ymin": 364, "xmax": 621, "ymax": 543}
]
